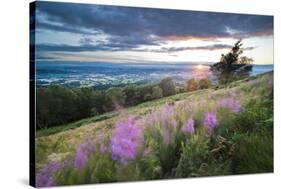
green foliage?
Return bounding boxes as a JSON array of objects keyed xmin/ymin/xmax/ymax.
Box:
[
  {"xmin": 159, "ymin": 77, "xmax": 176, "ymax": 96},
  {"xmin": 239, "ymin": 56, "xmax": 254, "ymax": 64},
  {"xmin": 55, "ymin": 153, "xmax": 117, "ymax": 185},
  {"xmin": 36, "ymin": 112, "xmax": 117, "ymax": 137},
  {"xmin": 37, "ymin": 86, "xmax": 81, "ymax": 128},
  {"xmin": 235, "ymin": 98, "xmax": 273, "ymax": 132},
  {"xmin": 123, "ymin": 85, "xmax": 138, "ymax": 106},
  {"xmin": 210, "ymin": 40, "xmax": 253, "ymax": 85},
  {"xmin": 232, "ymin": 133, "xmax": 273, "ymax": 174},
  {"xmin": 36, "ymin": 72, "xmax": 273, "ymax": 186},
  {"xmin": 151, "ymin": 86, "xmax": 163, "ymax": 99},
  {"xmin": 176, "ymin": 135, "xmax": 210, "ymax": 177},
  {"xmin": 220, "ymin": 40, "xmax": 243, "ymax": 65},
  {"xmin": 135, "ymin": 84, "xmax": 154, "ymax": 103},
  {"xmin": 143, "ymin": 122, "xmax": 184, "ymax": 177},
  {"xmin": 37, "ymin": 78, "xmax": 181, "ymax": 130},
  {"xmin": 104, "ymin": 87, "xmax": 126, "ymax": 111},
  {"xmin": 136, "ymin": 154, "xmax": 161, "ymax": 179}
]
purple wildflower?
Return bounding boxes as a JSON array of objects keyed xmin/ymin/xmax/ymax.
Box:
[
  {"xmin": 74, "ymin": 149, "xmax": 88, "ymax": 169},
  {"xmin": 182, "ymin": 118, "xmax": 195, "ymax": 134},
  {"xmin": 162, "ymin": 127, "xmax": 170, "ymax": 145},
  {"xmin": 99, "ymin": 143, "xmax": 107, "ymax": 154},
  {"xmin": 171, "ymin": 119, "xmax": 177, "ymax": 128},
  {"xmin": 36, "ymin": 174, "xmax": 55, "ymax": 187},
  {"xmin": 203, "ymin": 112, "xmax": 217, "ymax": 133},
  {"xmin": 160, "ymin": 104, "xmax": 174, "ymax": 121},
  {"xmin": 109, "ymin": 116, "xmax": 142, "ymax": 164},
  {"xmin": 159, "ymin": 103, "xmax": 178, "ymax": 129},
  {"xmin": 74, "ymin": 140, "xmax": 95, "ymax": 169},
  {"xmin": 216, "ymin": 97, "xmax": 241, "ymax": 113},
  {"xmin": 36, "ymin": 161, "xmax": 60, "ymax": 187}
]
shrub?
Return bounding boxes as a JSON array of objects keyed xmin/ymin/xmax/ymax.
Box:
[
  {"xmin": 151, "ymin": 86, "xmax": 163, "ymax": 99},
  {"xmin": 159, "ymin": 77, "xmax": 176, "ymax": 96},
  {"xmin": 54, "ymin": 153, "xmax": 117, "ymax": 185},
  {"xmin": 235, "ymin": 99, "xmax": 273, "ymax": 132},
  {"xmin": 231, "ymin": 133, "xmax": 273, "ymax": 174},
  {"xmin": 176, "ymin": 135, "xmax": 210, "ymax": 177},
  {"xmin": 186, "ymin": 78, "xmax": 198, "ymax": 92},
  {"xmin": 104, "ymin": 87, "xmax": 126, "ymax": 111},
  {"xmin": 198, "ymin": 78, "xmax": 211, "ymax": 89}
]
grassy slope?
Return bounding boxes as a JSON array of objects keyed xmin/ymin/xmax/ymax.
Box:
[
  {"xmin": 35, "ymin": 72, "xmax": 273, "ymax": 169},
  {"xmin": 37, "ymin": 89, "xmax": 208, "ymax": 137}
]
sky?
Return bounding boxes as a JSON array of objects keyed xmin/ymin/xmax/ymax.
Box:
[{"xmin": 32, "ymin": 1, "xmax": 274, "ymax": 64}]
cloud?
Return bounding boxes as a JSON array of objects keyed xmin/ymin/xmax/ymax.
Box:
[
  {"xmin": 148, "ymin": 44, "xmax": 234, "ymax": 53},
  {"xmin": 36, "ymin": 43, "xmax": 255, "ymax": 54},
  {"xmin": 35, "ymin": 1, "xmax": 273, "ymax": 47},
  {"xmin": 136, "ymin": 44, "xmax": 255, "ymax": 53},
  {"xmin": 36, "ymin": 22, "xmax": 97, "ymax": 35},
  {"xmin": 34, "ymin": 1, "xmax": 271, "ymax": 63}
]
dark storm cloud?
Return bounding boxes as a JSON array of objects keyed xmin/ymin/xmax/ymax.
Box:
[
  {"xmin": 37, "ymin": 22, "xmax": 96, "ymax": 35},
  {"xmin": 36, "ymin": 1, "xmax": 273, "ymax": 39},
  {"xmin": 36, "ymin": 43, "xmax": 133, "ymax": 52},
  {"xmin": 35, "ymin": 1, "xmax": 272, "ymax": 56}
]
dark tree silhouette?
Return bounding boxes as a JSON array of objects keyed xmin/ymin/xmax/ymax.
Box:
[{"xmin": 210, "ymin": 40, "xmax": 253, "ymax": 85}]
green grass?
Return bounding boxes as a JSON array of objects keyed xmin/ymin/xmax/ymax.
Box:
[
  {"xmin": 35, "ymin": 71, "xmax": 273, "ymax": 177},
  {"xmin": 36, "ymin": 112, "xmax": 118, "ymax": 137},
  {"xmin": 37, "ymin": 88, "xmax": 209, "ymax": 137}
]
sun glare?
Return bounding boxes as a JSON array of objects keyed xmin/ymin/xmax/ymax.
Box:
[{"xmin": 196, "ymin": 64, "xmax": 203, "ymax": 70}]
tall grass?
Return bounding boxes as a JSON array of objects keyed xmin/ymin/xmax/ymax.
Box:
[{"xmin": 35, "ymin": 73, "xmax": 273, "ymax": 187}]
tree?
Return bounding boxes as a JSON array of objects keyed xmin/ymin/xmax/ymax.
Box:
[
  {"xmin": 159, "ymin": 77, "xmax": 176, "ymax": 96},
  {"xmin": 123, "ymin": 85, "xmax": 137, "ymax": 106},
  {"xmin": 210, "ymin": 40, "xmax": 253, "ymax": 85},
  {"xmin": 198, "ymin": 78, "xmax": 211, "ymax": 89},
  {"xmin": 239, "ymin": 56, "xmax": 254, "ymax": 64},
  {"xmin": 151, "ymin": 86, "xmax": 163, "ymax": 99},
  {"xmin": 135, "ymin": 85, "xmax": 153, "ymax": 102},
  {"xmin": 105, "ymin": 87, "xmax": 125, "ymax": 111},
  {"xmin": 186, "ymin": 78, "xmax": 198, "ymax": 92}
]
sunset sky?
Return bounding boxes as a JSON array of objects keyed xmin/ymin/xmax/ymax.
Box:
[{"xmin": 33, "ymin": 1, "xmax": 273, "ymax": 64}]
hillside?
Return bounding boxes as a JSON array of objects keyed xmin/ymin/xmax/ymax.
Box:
[{"xmin": 35, "ymin": 72, "xmax": 273, "ymax": 186}]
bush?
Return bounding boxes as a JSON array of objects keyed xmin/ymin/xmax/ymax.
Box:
[
  {"xmin": 198, "ymin": 78, "xmax": 211, "ymax": 89},
  {"xmin": 151, "ymin": 86, "xmax": 163, "ymax": 99},
  {"xmin": 104, "ymin": 87, "xmax": 126, "ymax": 111},
  {"xmin": 235, "ymin": 98, "xmax": 273, "ymax": 132},
  {"xmin": 231, "ymin": 133, "xmax": 273, "ymax": 174},
  {"xmin": 55, "ymin": 153, "xmax": 117, "ymax": 185},
  {"xmin": 159, "ymin": 77, "xmax": 176, "ymax": 97},
  {"xmin": 36, "ymin": 80, "xmax": 178, "ymax": 129},
  {"xmin": 135, "ymin": 85, "xmax": 153, "ymax": 103},
  {"xmin": 176, "ymin": 135, "xmax": 210, "ymax": 177},
  {"xmin": 186, "ymin": 78, "xmax": 198, "ymax": 92}
]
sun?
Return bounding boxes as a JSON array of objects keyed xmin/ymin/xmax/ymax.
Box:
[{"xmin": 196, "ymin": 64, "xmax": 203, "ymax": 70}]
